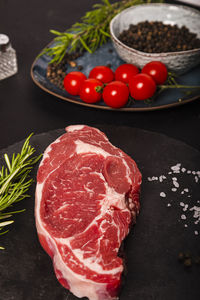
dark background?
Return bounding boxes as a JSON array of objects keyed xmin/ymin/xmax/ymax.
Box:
[
  {"xmin": 0, "ymin": 0, "xmax": 200, "ymax": 151},
  {"xmin": 0, "ymin": 1, "xmax": 200, "ymax": 300}
]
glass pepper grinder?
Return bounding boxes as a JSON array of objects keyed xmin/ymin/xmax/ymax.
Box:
[{"xmin": 0, "ymin": 34, "xmax": 18, "ymax": 80}]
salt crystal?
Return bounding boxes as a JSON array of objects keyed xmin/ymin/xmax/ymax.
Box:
[
  {"xmin": 181, "ymin": 168, "xmax": 186, "ymax": 173},
  {"xmin": 160, "ymin": 192, "xmax": 166, "ymax": 198},
  {"xmin": 173, "ymin": 181, "xmax": 179, "ymax": 188},
  {"xmin": 184, "ymin": 224, "xmax": 188, "ymax": 228},
  {"xmin": 194, "ymin": 231, "xmax": 199, "ymax": 235},
  {"xmin": 172, "ymin": 177, "xmax": 177, "ymax": 181},
  {"xmin": 171, "ymin": 163, "xmax": 181, "ymax": 173},
  {"xmin": 168, "ymin": 172, "xmax": 172, "ymax": 174},
  {"xmin": 190, "ymin": 206, "xmax": 200, "ymax": 224},
  {"xmin": 167, "ymin": 203, "xmax": 171, "ymax": 207},
  {"xmin": 147, "ymin": 177, "xmax": 152, "ymax": 181},
  {"xmin": 181, "ymin": 191, "xmax": 184, "ymax": 194},
  {"xmin": 159, "ymin": 175, "xmax": 166, "ymax": 182},
  {"xmin": 183, "ymin": 204, "xmax": 188, "ymax": 212},
  {"xmin": 180, "ymin": 202, "xmax": 185, "ymax": 207},
  {"xmin": 187, "ymin": 170, "xmax": 191, "ymax": 174},
  {"xmin": 181, "ymin": 214, "xmax": 186, "ymax": 220},
  {"xmin": 192, "ymin": 171, "xmax": 196, "ymax": 175},
  {"xmin": 184, "ymin": 188, "xmax": 189, "ymax": 193},
  {"xmin": 195, "ymin": 176, "xmax": 199, "ymax": 183},
  {"xmin": 172, "ymin": 188, "xmax": 177, "ymax": 192}
]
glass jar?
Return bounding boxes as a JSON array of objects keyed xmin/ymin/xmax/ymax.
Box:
[{"xmin": 0, "ymin": 34, "xmax": 18, "ymax": 80}]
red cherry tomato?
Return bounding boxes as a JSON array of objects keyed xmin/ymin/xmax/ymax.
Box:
[
  {"xmin": 102, "ymin": 81, "xmax": 129, "ymax": 108},
  {"xmin": 63, "ymin": 71, "xmax": 87, "ymax": 96},
  {"xmin": 89, "ymin": 66, "xmax": 114, "ymax": 83},
  {"xmin": 115, "ymin": 63, "xmax": 139, "ymax": 84},
  {"xmin": 79, "ymin": 78, "xmax": 103, "ymax": 103},
  {"xmin": 142, "ymin": 61, "xmax": 168, "ymax": 85},
  {"xmin": 129, "ymin": 73, "xmax": 156, "ymax": 100}
]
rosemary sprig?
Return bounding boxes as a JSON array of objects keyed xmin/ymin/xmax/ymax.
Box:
[
  {"xmin": 40, "ymin": 0, "xmax": 164, "ymax": 64},
  {"xmin": 0, "ymin": 134, "xmax": 42, "ymax": 249}
]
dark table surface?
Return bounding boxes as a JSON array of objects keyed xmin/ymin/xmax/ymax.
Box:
[
  {"xmin": 0, "ymin": 1, "xmax": 200, "ymax": 300},
  {"xmin": 0, "ymin": 0, "xmax": 200, "ymax": 152}
]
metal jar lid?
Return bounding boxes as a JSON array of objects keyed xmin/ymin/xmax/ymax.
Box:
[{"xmin": 0, "ymin": 34, "xmax": 10, "ymax": 52}]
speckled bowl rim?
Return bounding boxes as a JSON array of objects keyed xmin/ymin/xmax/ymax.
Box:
[{"xmin": 110, "ymin": 3, "xmax": 200, "ymax": 58}]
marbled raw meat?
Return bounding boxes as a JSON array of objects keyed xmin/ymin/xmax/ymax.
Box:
[{"xmin": 35, "ymin": 125, "xmax": 142, "ymax": 300}]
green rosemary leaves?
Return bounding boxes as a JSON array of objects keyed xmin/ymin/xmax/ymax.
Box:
[
  {"xmin": 40, "ymin": 0, "xmax": 164, "ymax": 64},
  {"xmin": 0, "ymin": 134, "xmax": 42, "ymax": 249}
]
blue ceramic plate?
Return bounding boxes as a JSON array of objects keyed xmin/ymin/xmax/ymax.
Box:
[{"xmin": 31, "ymin": 42, "xmax": 200, "ymax": 111}]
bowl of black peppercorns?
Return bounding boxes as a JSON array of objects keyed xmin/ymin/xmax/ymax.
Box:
[{"xmin": 110, "ymin": 3, "xmax": 200, "ymax": 74}]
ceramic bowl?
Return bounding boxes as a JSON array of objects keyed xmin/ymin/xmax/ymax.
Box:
[{"xmin": 110, "ymin": 3, "xmax": 200, "ymax": 74}]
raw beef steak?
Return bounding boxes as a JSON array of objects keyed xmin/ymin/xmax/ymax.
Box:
[{"xmin": 35, "ymin": 125, "xmax": 142, "ymax": 300}]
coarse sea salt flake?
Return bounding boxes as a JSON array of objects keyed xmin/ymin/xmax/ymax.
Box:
[
  {"xmin": 171, "ymin": 164, "xmax": 181, "ymax": 172},
  {"xmin": 187, "ymin": 170, "xmax": 191, "ymax": 174},
  {"xmin": 180, "ymin": 202, "xmax": 185, "ymax": 207},
  {"xmin": 172, "ymin": 188, "xmax": 177, "ymax": 192},
  {"xmin": 181, "ymin": 168, "xmax": 186, "ymax": 173},
  {"xmin": 194, "ymin": 231, "xmax": 199, "ymax": 235},
  {"xmin": 160, "ymin": 192, "xmax": 166, "ymax": 198},
  {"xmin": 181, "ymin": 214, "xmax": 186, "ymax": 220},
  {"xmin": 167, "ymin": 203, "xmax": 171, "ymax": 207},
  {"xmin": 195, "ymin": 176, "xmax": 199, "ymax": 183},
  {"xmin": 173, "ymin": 181, "xmax": 179, "ymax": 188},
  {"xmin": 159, "ymin": 175, "xmax": 166, "ymax": 182},
  {"xmin": 183, "ymin": 204, "xmax": 188, "ymax": 212}
]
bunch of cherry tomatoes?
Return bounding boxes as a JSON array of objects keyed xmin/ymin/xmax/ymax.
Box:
[{"xmin": 63, "ymin": 61, "xmax": 168, "ymax": 108}]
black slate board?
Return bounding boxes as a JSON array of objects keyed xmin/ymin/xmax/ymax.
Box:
[{"xmin": 0, "ymin": 126, "xmax": 200, "ymax": 300}]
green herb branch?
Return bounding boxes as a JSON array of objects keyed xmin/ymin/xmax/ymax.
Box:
[
  {"xmin": 40, "ymin": 0, "xmax": 164, "ymax": 64},
  {"xmin": 0, "ymin": 134, "xmax": 42, "ymax": 249}
]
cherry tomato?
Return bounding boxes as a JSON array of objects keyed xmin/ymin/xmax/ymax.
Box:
[
  {"xmin": 79, "ymin": 78, "xmax": 103, "ymax": 103},
  {"xmin": 142, "ymin": 61, "xmax": 168, "ymax": 85},
  {"xmin": 115, "ymin": 63, "xmax": 139, "ymax": 84},
  {"xmin": 89, "ymin": 66, "xmax": 114, "ymax": 83},
  {"xmin": 129, "ymin": 73, "xmax": 156, "ymax": 100},
  {"xmin": 63, "ymin": 71, "xmax": 87, "ymax": 96},
  {"xmin": 102, "ymin": 81, "xmax": 129, "ymax": 108}
]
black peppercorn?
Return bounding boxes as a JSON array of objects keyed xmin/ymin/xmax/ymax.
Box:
[{"xmin": 118, "ymin": 21, "xmax": 200, "ymax": 53}]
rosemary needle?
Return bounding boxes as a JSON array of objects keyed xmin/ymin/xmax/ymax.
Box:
[
  {"xmin": 40, "ymin": 0, "xmax": 164, "ymax": 64},
  {"xmin": 0, "ymin": 134, "xmax": 42, "ymax": 249}
]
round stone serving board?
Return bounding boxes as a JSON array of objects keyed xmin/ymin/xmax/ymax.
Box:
[{"xmin": 0, "ymin": 125, "xmax": 200, "ymax": 300}]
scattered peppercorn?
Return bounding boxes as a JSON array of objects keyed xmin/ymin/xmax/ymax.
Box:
[
  {"xmin": 184, "ymin": 258, "xmax": 192, "ymax": 267},
  {"xmin": 178, "ymin": 251, "xmax": 200, "ymax": 269},
  {"xmin": 69, "ymin": 61, "xmax": 77, "ymax": 68},
  {"xmin": 178, "ymin": 252, "xmax": 185, "ymax": 262},
  {"xmin": 118, "ymin": 21, "xmax": 200, "ymax": 53},
  {"xmin": 46, "ymin": 51, "xmax": 82, "ymax": 89},
  {"xmin": 77, "ymin": 65, "xmax": 83, "ymax": 71}
]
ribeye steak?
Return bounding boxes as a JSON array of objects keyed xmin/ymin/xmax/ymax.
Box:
[{"xmin": 35, "ymin": 125, "xmax": 142, "ymax": 300}]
